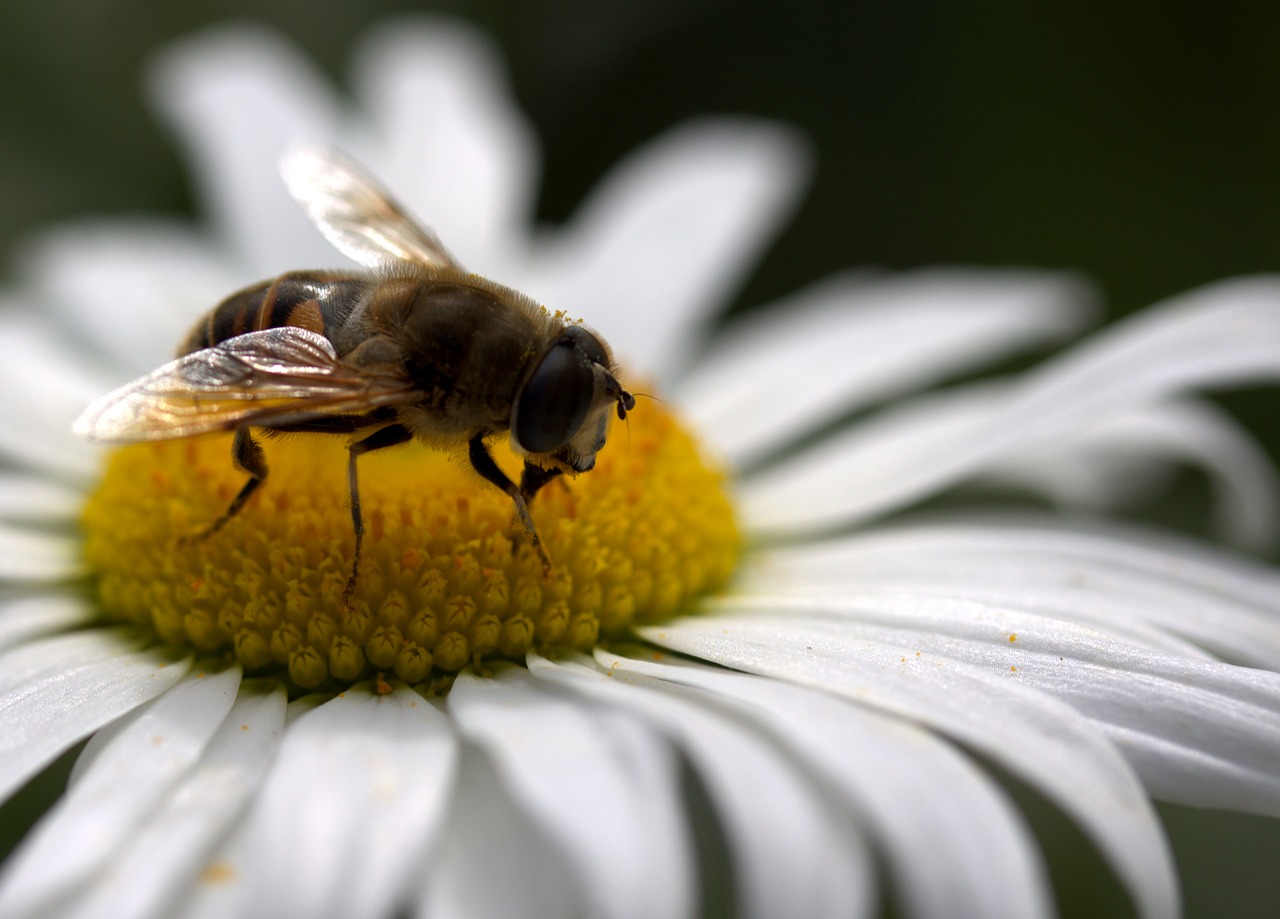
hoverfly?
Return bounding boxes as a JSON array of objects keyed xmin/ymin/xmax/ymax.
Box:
[{"xmin": 75, "ymin": 147, "xmax": 635, "ymax": 603}]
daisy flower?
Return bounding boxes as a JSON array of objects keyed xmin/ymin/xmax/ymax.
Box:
[{"xmin": 2, "ymin": 16, "xmax": 1280, "ymax": 919}]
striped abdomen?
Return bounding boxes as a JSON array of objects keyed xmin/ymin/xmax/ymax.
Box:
[{"xmin": 179, "ymin": 270, "xmax": 371, "ymax": 356}]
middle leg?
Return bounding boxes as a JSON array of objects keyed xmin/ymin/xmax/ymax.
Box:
[
  {"xmin": 343, "ymin": 423, "xmax": 413, "ymax": 606},
  {"xmin": 469, "ymin": 434, "xmax": 553, "ymax": 573}
]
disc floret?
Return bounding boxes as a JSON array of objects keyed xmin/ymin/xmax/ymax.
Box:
[{"xmin": 83, "ymin": 401, "xmax": 740, "ymax": 691}]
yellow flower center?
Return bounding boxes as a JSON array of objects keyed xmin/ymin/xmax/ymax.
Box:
[{"xmin": 81, "ymin": 401, "xmax": 740, "ymax": 692}]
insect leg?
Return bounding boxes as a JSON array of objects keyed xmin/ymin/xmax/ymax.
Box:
[
  {"xmin": 343, "ymin": 424, "xmax": 413, "ymax": 607},
  {"xmin": 182, "ymin": 427, "xmax": 267, "ymax": 543},
  {"xmin": 519, "ymin": 462, "xmax": 564, "ymax": 504},
  {"xmin": 469, "ymin": 434, "xmax": 552, "ymax": 574}
]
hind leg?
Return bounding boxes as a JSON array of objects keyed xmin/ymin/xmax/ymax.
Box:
[{"xmin": 181, "ymin": 427, "xmax": 266, "ymax": 543}]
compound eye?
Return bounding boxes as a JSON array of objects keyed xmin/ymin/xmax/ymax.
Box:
[
  {"xmin": 515, "ymin": 342, "xmax": 594, "ymax": 454},
  {"xmin": 564, "ymin": 326, "xmax": 610, "ymax": 366}
]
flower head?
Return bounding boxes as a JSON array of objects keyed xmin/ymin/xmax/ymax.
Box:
[{"xmin": 1, "ymin": 17, "xmax": 1280, "ymax": 919}]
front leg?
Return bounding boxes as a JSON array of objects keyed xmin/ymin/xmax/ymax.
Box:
[
  {"xmin": 519, "ymin": 462, "xmax": 564, "ymax": 504},
  {"xmin": 343, "ymin": 424, "xmax": 413, "ymax": 607},
  {"xmin": 468, "ymin": 434, "xmax": 552, "ymax": 574}
]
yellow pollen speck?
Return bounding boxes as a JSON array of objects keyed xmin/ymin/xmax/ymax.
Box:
[
  {"xmin": 82, "ymin": 399, "xmax": 740, "ymax": 692},
  {"xmin": 200, "ymin": 862, "xmax": 235, "ymax": 885},
  {"xmin": 1008, "ymin": 633, "xmax": 1018, "ymax": 642}
]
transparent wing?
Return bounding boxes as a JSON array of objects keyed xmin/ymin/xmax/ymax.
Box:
[
  {"xmin": 281, "ymin": 145, "xmax": 461, "ymax": 271},
  {"xmin": 73, "ymin": 327, "xmax": 422, "ymax": 442}
]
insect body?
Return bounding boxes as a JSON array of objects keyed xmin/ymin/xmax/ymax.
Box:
[{"xmin": 75, "ymin": 147, "xmax": 635, "ymax": 603}]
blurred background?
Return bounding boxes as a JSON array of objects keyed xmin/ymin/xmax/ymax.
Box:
[{"xmin": 0, "ymin": 0, "xmax": 1277, "ymax": 915}]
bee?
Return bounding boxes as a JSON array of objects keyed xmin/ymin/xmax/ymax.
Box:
[{"xmin": 74, "ymin": 146, "xmax": 635, "ymax": 604}]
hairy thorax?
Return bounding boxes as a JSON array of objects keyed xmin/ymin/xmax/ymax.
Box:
[{"xmin": 375, "ymin": 274, "xmax": 556, "ymax": 440}]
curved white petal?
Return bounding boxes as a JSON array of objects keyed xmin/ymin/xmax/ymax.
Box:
[
  {"xmin": 412, "ymin": 743, "xmax": 585, "ymax": 919},
  {"xmin": 231, "ymin": 686, "xmax": 457, "ymax": 919},
  {"xmin": 351, "ymin": 17, "xmax": 538, "ymax": 277},
  {"xmin": 169, "ymin": 821, "xmax": 252, "ymax": 919},
  {"xmin": 63, "ymin": 665, "xmax": 238, "ymax": 788},
  {"xmin": 525, "ymin": 119, "xmax": 810, "ymax": 382},
  {"xmin": 0, "ymin": 637, "xmax": 190, "ymax": 805},
  {"xmin": 0, "ymin": 628, "xmax": 146, "ymax": 696},
  {"xmin": 637, "ymin": 615, "xmax": 1178, "ymax": 919},
  {"xmin": 980, "ymin": 400, "xmax": 1280, "ymax": 550},
  {"xmin": 702, "ymin": 595, "xmax": 1280, "ymax": 814},
  {"xmin": 592, "ymin": 649, "xmax": 1056, "ymax": 919},
  {"xmin": 62, "ymin": 683, "xmax": 287, "ymax": 919},
  {"xmin": 0, "ymin": 414, "xmax": 97, "ymax": 481},
  {"xmin": 0, "ymin": 313, "xmax": 112, "ymax": 406},
  {"xmin": 530, "ymin": 652, "xmax": 874, "ymax": 919},
  {"xmin": 0, "ymin": 524, "xmax": 83, "ymax": 582},
  {"xmin": 741, "ymin": 277, "xmax": 1280, "ymax": 535},
  {"xmin": 0, "ymin": 667, "xmax": 240, "ymax": 919},
  {"xmin": 737, "ymin": 379, "xmax": 1012, "ymax": 532},
  {"xmin": 0, "ymin": 313, "xmax": 109, "ymax": 479},
  {"xmin": 1015, "ymin": 653, "xmax": 1280, "ymax": 814},
  {"xmin": 0, "ymin": 593, "xmax": 94, "ymax": 653},
  {"xmin": 20, "ymin": 220, "xmax": 241, "ymax": 374},
  {"xmin": 447, "ymin": 666, "xmax": 695, "ymax": 919},
  {"xmin": 0, "ymin": 474, "xmax": 85, "ymax": 525},
  {"xmin": 149, "ymin": 25, "xmax": 344, "ymax": 274},
  {"xmin": 677, "ymin": 268, "xmax": 1096, "ymax": 468},
  {"xmin": 747, "ymin": 518, "xmax": 1280, "ymax": 669}
]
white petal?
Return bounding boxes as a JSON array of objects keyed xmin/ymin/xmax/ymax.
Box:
[
  {"xmin": 351, "ymin": 17, "xmax": 538, "ymax": 277},
  {"xmin": 741, "ymin": 276, "xmax": 1280, "ymax": 535},
  {"xmin": 148, "ymin": 24, "xmax": 344, "ymax": 275},
  {"xmin": 0, "ymin": 636, "xmax": 190, "ymax": 805},
  {"xmin": 637, "ymin": 615, "xmax": 1178, "ymax": 919},
  {"xmin": 592, "ymin": 649, "xmax": 1056, "ymax": 919},
  {"xmin": 169, "ymin": 821, "xmax": 252, "ymax": 919},
  {"xmin": 1016, "ymin": 653, "xmax": 1280, "ymax": 814},
  {"xmin": 981, "ymin": 400, "xmax": 1280, "ymax": 550},
  {"xmin": 0, "ymin": 416, "xmax": 100, "ymax": 482},
  {"xmin": 748, "ymin": 518, "xmax": 1280, "ymax": 669},
  {"xmin": 0, "ymin": 667, "xmax": 240, "ymax": 918},
  {"xmin": 57, "ymin": 682, "xmax": 287, "ymax": 919},
  {"xmin": 0, "ymin": 312, "xmax": 111, "ymax": 406},
  {"xmin": 530, "ymin": 653, "xmax": 875, "ymax": 919},
  {"xmin": 448, "ymin": 666, "xmax": 695, "ymax": 919},
  {"xmin": 678, "ymin": 268, "xmax": 1095, "ymax": 468},
  {"xmin": 0, "ymin": 628, "xmax": 146, "ymax": 696},
  {"xmin": 412, "ymin": 743, "xmax": 584, "ymax": 919},
  {"xmin": 738, "ymin": 380, "xmax": 1010, "ymax": 532},
  {"xmin": 526, "ymin": 119, "xmax": 810, "ymax": 382},
  {"xmin": 20, "ymin": 220, "xmax": 242, "ymax": 374},
  {"xmin": 702, "ymin": 595, "xmax": 1280, "ymax": 814},
  {"xmin": 0, "ymin": 474, "xmax": 84, "ymax": 524},
  {"xmin": 232, "ymin": 686, "xmax": 457, "ymax": 919},
  {"xmin": 0, "ymin": 524, "xmax": 83, "ymax": 582},
  {"xmin": 0, "ymin": 313, "xmax": 108, "ymax": 479},
  {"xmin": 0, "ymin": 593, "xmax": 94, "ymax": 653}
]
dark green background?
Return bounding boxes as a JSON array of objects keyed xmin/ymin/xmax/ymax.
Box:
[
  {"xmin": 6, "ymin": 2, "xmax": 1280, "ymax": 328},
  {"xmin": 1, "ymin": 1, "xmax": 1278, "ymax": 916}
]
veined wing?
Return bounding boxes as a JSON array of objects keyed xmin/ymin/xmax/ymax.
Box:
[
  {"xmin": 73, "ymin": 327, "xmax": 422, "ymax": 442},
  {"xmin": 281, "ymin": 145, "xmax": 461, "ymax": 271}
]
